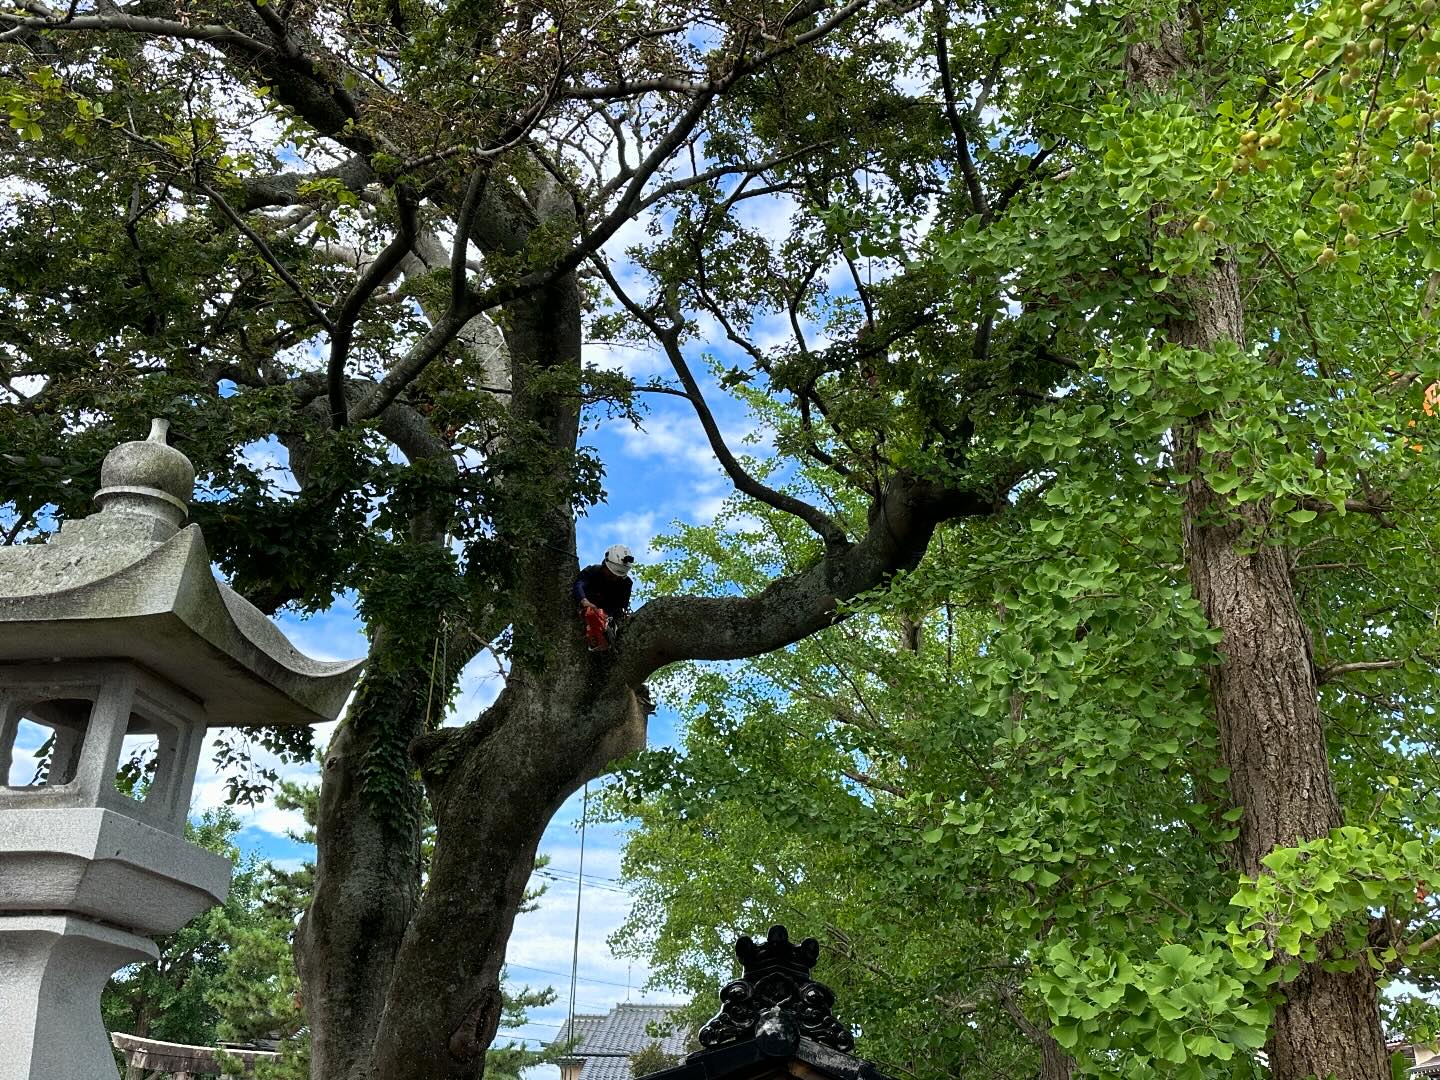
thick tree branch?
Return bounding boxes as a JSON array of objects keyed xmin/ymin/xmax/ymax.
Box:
[
  {"xmin": 1298, "ymin": 495, "xmax": 1399, "ymax": 526},
  {"xmin": 619, "ymin": 471, "xmax": 1003, "ymax": 681},
  {"xmin": 238, "ymin": 156, "xmax": 377, "ymax": 210},
  {"xmin": 841, "ymin": 767, "xmax": 908, "ymax": 798},
  {"xmin": 328, "ymin": 185, "xmax": 418, "ymax": 428},
  {"xmin": 452, "ymin": 169, "xmax": 488, "ymax": 309},
  {"xmin": 0, "ymin": 8, "xmax": 270, "ymax": 47}
]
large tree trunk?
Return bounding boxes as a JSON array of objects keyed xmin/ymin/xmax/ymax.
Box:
[
  {"xmin": 1167, "ymin": 214, "xmax": 1388, "ymax": 1080},
  {"xmin": 296, "ymin": 644, "xmax": 429, "ymax": 1080},
  {"xmin": 371, "ymin": 670, "xmax": 648, "ymax": 1079},
  {"xmin": 999, "ymin": 988, "xmax": 1076, "ymax": 1080},
  {"xmin": 1128, "ymin": 16, "xmax": 1389, "ymax": 1079},
  {"xmin": 365, "ymin": 229, "xmax": 624, "ymax": 1076},
  {"xmin": 288, "ymin": 396, "xmax": 469, "ymax": 1080}
]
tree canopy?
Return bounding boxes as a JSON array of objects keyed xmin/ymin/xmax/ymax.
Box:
[{"xmin": 4, "ymin": 0, "xmax": 1440, "ymax": 1073}]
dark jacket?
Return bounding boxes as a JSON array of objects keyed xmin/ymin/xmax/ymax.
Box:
[{"xmin": 572, "ymin": 564, "xmax": 632, "ymax": 618}]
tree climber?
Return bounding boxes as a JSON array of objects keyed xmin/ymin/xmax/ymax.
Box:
[{"xmin": 573, "ymin": 544, "xmax": 634, "ymax": 652}]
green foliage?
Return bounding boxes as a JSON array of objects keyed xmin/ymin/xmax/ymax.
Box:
[
  {"xmin": 1228, "ymin": 826, "xmax": 1440, "ymax": 976},
  {"xmin": 608, "ymin": 297, "xmax": 1440, "ymax": 1077},
  {"xmin": 630, "ymin": 1039, "xmax": 685, "ymax": 1078},
  {"xmin": 102, "ymin": 808, "xmax": 264, "ymax": 1048}
]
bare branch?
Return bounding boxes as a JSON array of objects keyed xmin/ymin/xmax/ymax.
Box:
[
  {"xmin": 565, "ymin": 75, "xmax": 709, "ymax": 101},
  {"xmin": 1316, "ymin": 658, "xmax": 1422, "ymax": 683},
  {"xmin": 1298, "ymin": 495, "xmax": 1399, "ymax": 528},
  {"xmin": 932, "ymin": 0, "xmax": 987, "ymax": 220},
  {"xmin": 199, "ymin": 180, "xmax": 336, "ymax": 335},
  {"xmin": 594, "ymin": 255, "xmax": 849, "ymax": 551},
  {"xmin": 451, "ymin": 169, "xmax": 488, "ymax": 310},
  {"xmin": 620, "ymin": 470, "xmax": 1003, "ymax": 682},
  {"xmin": 0, "ymin": 9, "xmax": 270, "ymax": 49}
]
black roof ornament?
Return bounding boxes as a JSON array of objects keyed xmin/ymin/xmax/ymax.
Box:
[{"xmin": 698, "ymin": 925, "xmax": 854, "ymax": 1054}]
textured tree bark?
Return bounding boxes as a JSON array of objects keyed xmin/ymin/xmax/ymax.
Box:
[
  {"xmin": 289, "ymin": 394, "xmax": 468, "ymax": 1080},
  {"xmin": 1038, "ymin": 1037, "xmax": 1075, "ymax": 1080},
  {"xmin": 1129, "ymin": 15, "xmax": 1388, "ymax": 1078},
  {"xmin": 999, "ymin": 987, "xmax": 1076, "ymax": 1080},
  {"xmin": 370, "ymin": 670, "xmax": 647, "ymax": 1079},
  {"xmin": 1157, "ymin": 119, "xmax": 1386, "ymax": 1080},
  {"xmin": 295, "ymin": 648, "xmax": 427, "ymax": 1080},
  {"xmin": 1172, "ymin": 269, "xmax": 1388, "ymax": 1080}
]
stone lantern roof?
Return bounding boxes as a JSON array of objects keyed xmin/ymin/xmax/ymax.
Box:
[{"xmin": 0, "ymin": 419, "xmax": 363, "ymax": 727}]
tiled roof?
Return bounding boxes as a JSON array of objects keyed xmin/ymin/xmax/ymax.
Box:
[
  {"xmin": 554, "ymin": 1004, "xmax": 690, "ymax": 1080},
  {"xmin": 1389, "ymin": 1042, "xmax": 1440, "ymax": 1076}
]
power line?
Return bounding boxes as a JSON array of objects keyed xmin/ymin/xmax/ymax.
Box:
[
  {"xmin": 505, "ymin": 962, "xmax": 637, "ymax": 990},
  {"xmin": 533, "ymin": 869, "xmax": 629, "ymax": 895},
  {"xmin": 537, "ymin": 866, "xmax": 625, "ymax": 886},
  {"xmin": 537, "ymin": 869, "xmax": 627, "ymax": 889},
  {"xmin": 533, "ymin": 866, "xmax": 629, "ymax": 890}
]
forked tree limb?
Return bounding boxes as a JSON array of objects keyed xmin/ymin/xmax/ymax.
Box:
[
  {"xmin": 328, "ymin": 185, "xmax": 418, "ymax": 428},
  {"xmin": 618, "ymin": 470, "xmax": 1005, "ymax": 680}
]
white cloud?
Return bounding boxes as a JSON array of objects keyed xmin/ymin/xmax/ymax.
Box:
[
  {"xmin": 597, "ymin": 512, "xmax": 660, "ymax": 561},
  {"xmin": 611, "ymin": 411, "xmax": 759, "ymax": 476},
  {"xmin": 736, "ymin": 193, "xmax": 799, "ymax": 240},
  {"xmin": 589, "ymin": 339, "xmax": 667, "ymax": 380},
  {"xmin": 689, "ymin": 491, "xmax": 728, "ymax": 524},
  {"xmin": 6, "ymin": 747, "xmax": 39, "ymax": 787}
]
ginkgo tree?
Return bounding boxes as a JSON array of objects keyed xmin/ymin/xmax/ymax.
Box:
[{"xmin": 604, "ymin": 3, "xmax": 1440, "ymax": 1079}]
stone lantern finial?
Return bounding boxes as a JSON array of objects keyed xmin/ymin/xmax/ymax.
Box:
[{"xmin": 93, "ymin": 418, "xmax": 195, "ymax": 537}]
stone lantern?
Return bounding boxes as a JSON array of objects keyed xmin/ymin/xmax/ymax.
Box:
[{"xmin": 0, "ymin": 420, "xmax": 364, "ymax": 1080}]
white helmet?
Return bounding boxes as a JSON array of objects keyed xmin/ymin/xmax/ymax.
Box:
[{"xmin": 603, "ymin": 544, "xmax": 635, "ymax": 577}]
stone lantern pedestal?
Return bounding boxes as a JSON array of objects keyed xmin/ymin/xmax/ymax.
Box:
[{"xmin": 0, "ymin": 420, "xmax": 363, "ymax": 1080}]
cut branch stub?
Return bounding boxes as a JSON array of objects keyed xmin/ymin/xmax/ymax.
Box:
[{"xmin": 697, "ymin": 925, "xmax": 855, "ymax": 1054}]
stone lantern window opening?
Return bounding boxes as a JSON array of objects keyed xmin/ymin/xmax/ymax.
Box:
[
  {"xmin": 0, "ymin": 662, "xmax": 208, "ymax": 835},
  {"xmin": 2, "ymin": 707, "xmax": 87, "ymax": 788}
]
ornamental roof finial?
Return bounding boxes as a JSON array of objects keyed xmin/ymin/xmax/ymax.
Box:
[
  {"xmin": 697, "ymin": 925, "xmax": 853, "ymax": 1054},
  {"xmin": 93, "ymin": 417, "xmax": 195, "ymax": 535}
]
